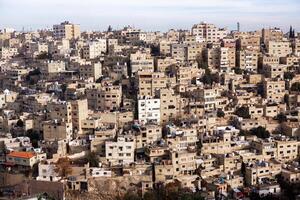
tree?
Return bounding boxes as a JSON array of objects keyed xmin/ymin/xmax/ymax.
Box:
[
  {"xmin": 26, "ymin": 129, "xmax": 41, "ymax": 148},
  {"xmin": 235, "ymin": 106, "xmax": 250, "ymax": 119},
  {"xmin": 36, "ymin": 52, "xmax": 52, "ymax": 60},
  {"xmin": 276, "ymin": 113, "xmax": 287, "ymax": 123},
  {"xmin": 284, "ymin": 71, "xmax": 295, "ymax": 80},
  {"xmin": 250, "ymin": 126, "xmax": 270, "ymax": 139},
  {"xmin": 217, "ymin": 109, "xmax": 225, "ymax": 118},
  {"xmin": 239, "ymin": 129, "xmax": 251, "ymax": 137},
  {"xmin": 16, "ymin": 119, "xmax": 24, "ymax": 127},
  {"xmin": 122, "ymin": 191, "xmax": 141, "ymax": 200},
  {"xmin": 201, "ymin": 69, "xmax": 219, "ymax": 85},
  {"xmin": 86, "ymin": 151, "xmax": 99, "ymax": 167},
  {"xmin": 54, "ymin": 157, "xmax": 72, "ymax": 178},
  {"xmin": 233, "ymin": 67, "xmax": 243, "ymax": 75},
  {"xmin": 291, "ymin": 82, "xmax": 300, "ymax": 92},
  {"xmin": 26, "ymin": 68, "xmax": 41, "ymax": 85},
  {"xmin": 289, "ymin": 25, "xmax": 294, "ymax": 38},
  {"xmin": 107, "ymin": 25, "xmax": 113, "ymax": 32}
]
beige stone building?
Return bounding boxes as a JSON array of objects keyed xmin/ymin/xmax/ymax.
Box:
[
  {"xmin": 105, "ymin": 136, "xmax": 135, "ymax": 165},
  {"xmin": 130, "ymin": 51, "xmax": 154, "ymax": 74},
  {"xmin": 86, "ymin": 84, "xmax": 122, "ymax": 111},
  {"xmin": 79, "ymin": 62, "xmax": 102, "ymax": 81},
  {"xmin": 263, "ymin": 78, "xmax": 286, "ymax": 103},
  {"xmin": 236, "ymin": 48, "xmax": 258, "ymax": 72},
  {"xmin": 53, "ymin": 21, "xmax": 80, "ymax": 39},
  {"xmin": 192, "ymin": 22, "xmax": 228, "ymax": 43},
  {"xmin": 43, "ymin": 120, "xmax": 73, "ymax": 141},
  {"xmin": 245, "ymin": 160, "xmax": 281, "ymax": 186},
  {"xmin": 267, "ymin": 40, "xmax": 292, "ymax": 57}
]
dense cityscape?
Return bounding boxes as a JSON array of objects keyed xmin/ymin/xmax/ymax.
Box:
[{"xmin": 0, "ymin": 20, "xmax": 300, "ymax": 200}]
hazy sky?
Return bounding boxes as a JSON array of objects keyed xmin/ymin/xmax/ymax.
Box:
[{"xmin": 0, "ymin": 0, "xmax": 299, "ymax": 32}]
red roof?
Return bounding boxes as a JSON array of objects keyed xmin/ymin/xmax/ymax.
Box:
[{"xmin": 8, "ymin": 151, "xmax": 36, "ymax": 159}]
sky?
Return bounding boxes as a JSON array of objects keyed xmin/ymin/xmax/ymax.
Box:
[{"xmin": 0, "ymin": 0, "xmax": 299, "ymax": 32}]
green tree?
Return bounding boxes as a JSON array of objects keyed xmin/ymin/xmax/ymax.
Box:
[
  {"xmin": 291, "ymin": 82, "xmax": 300, "ymax": 92},
  {"xmin": 284, "ymin": 71, "xmax": 295, "ymax": 80},
  {"xmin": 123, "ymin": 191, "xmax": 141, "ymax": 200},
  {"xmin": 86, "ymin": 151, "xmax": 99, "ymax": 167},
  {"xmin": 250, "ymin": 126, "xmax": 270, "ymax": 139},
  {"xmin": 233, "ymin": 67, "xmax": 243, "ymax": 75},
  {"xmin": 235, "ymin": 106, "xmax": 250, "ymax": 119},
  {"xmin": 276, "ymin": 113, "xmax": 287, "ymax": 123},
  {"xmin": 26, "ymin": 129, "xmax": 42, "ymax": 148},
  {"xmin": 217, "ymin": 109, "xmax": 225, "ymax": 118},
  {"xmin": 201, "ymin": 69, "xmax": 219, "ymax": 85},
  {"xmin": 16, "ymin": 119, "xmax": 24, "ymax": 127}
]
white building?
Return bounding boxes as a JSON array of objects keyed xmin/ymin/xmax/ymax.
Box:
[
  {"xmin": 82, "ymin": 39, "xmax": 107, "ymax": 59},
  {"xmin": 105, "ymin": 136, "xmax": 135, "ymax": 165},
  {"xmin": 130, "ymin": 51, "xmax": 154, "ymax": 75},
  {"xmin": 37, "ymin": 161, "xmax": 61, "ymax": 182},
  {"xmin": 192, "ymin": 22, "xmax": 228, "ymax": 43},
  {"xmin": 138, "ymin": 97, "xmax": 161, "ymax": 124}
]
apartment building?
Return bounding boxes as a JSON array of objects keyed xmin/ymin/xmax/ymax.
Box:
[
  {"xmin": 199, "ymin": 88, "xmax": 221, "ymax": 111},
  {"xmin": 70, "ymin": 99, "xmax": 89, "ymax": 134},
  {"xmin": 275, "ymin": 140, "xmax": 299, "ymax": 162},
  {"xmin": 171, "ymin": 43, "xmax": 188, "ymax": 62},
  {"xmin": 205, "ymin": 48, "xmax": 220, "ymax": 69},
  {"xmin": 0, "ymin": 47, "xmax": 18, "ymax": 59},
  {"xmin": 192, "ymin": 22, "xmax": 228, "ymax": 43},
  {"xmin": 263, "ymin": 79, "xmax": 286, "ymax": 103},
  {"xmin": 130, "ymin": 51, "xmax": 154, "ymax": 75},
  {"xmin": 292, "ymin": 39, "xmax": 300, "ymax": 56},
  {"xmin": 159, "ymin": 40, "xmax": 172, "ymax": 55},
  {"xmin": 79, "ymin": 62, "xmax": 102, "ymax": 81},
  {"xmin": 91, "ymin": 124, "xmax": 116, "ymax": 156},
  {"xmin": 105, "ymin": 136, "xmax": 135, "ymax": 165},
  {"xmin": 245, "ymin": 160, "xmax": 281, "ymax": 186},
  {"xmin": 138, "ymin": 97, "xmax": 160, "ymax": 124},
  {"xmin": 236, "ymin": 48, "xmax": 258, "ymax": 73},
  {"xmin": 219, "ymin": 47, "xmax": 236, "ymax": 73},
  {"xmin": 40, "ymin": 60, "xmax": 66, "ymax": 75},
  {"xmin": 267, "ymin": 40, "xmax": 292, "ymax": 58},
  {"xmin": 262, "ymin": 28, "xmax": 283, "ymax": 44},
  {"xmin": 156, "ymin": 57, "xmax": 177, "ymax": 72},
  {"xmin": 237, "ymin": 36, "xmax": 260, "ymax": 50},
  {"xmin": 187, "ymin": 43, "xmax": 205, "ymax": 61},
  {"xmin": 82, "ymin": 40, "xmax": 107, "ymax": 59},
  {"xmin": 86, "ymin": 84, "xmax": 122, "ymax": 111},
  {"xmin": 201, "ymin": 133, "xmax": 232, "ymax": 154},
  {"xmin": 170, "ymin": 150, "xmax": 197, "ymax": 176},
  {"xmin": 43, "ymin": 120, "xmax": 73, "ymax": 141},
  {"xmin": 134, "ymin": 124, "xmax": 162, "ymax": 150},
  {"xmin": 263, "ymin": 64, "xmax": 287, "ymax": 79},
  {"xmin": 156, "ymin": 88, "xmax": 181, "ymax": 124},
  {"xmin": 136, "ymin": 71, "xmax": 174, "ymax": 97},
  {"xmin": 53, "ymin": 21, "xmax": 80, "ymax": 39},
  {"xmin": 281, "ymin": 167, "xmax": 300, "ymax": 184}
]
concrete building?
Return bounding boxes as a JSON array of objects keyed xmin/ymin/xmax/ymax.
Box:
[
  {"xmin": 138, "ymin": 97, "xmax": 161, "ymax": 125},
  {"xmin": 53, "ymin": 21, "xmax": 80, "ymax": 39},
  {"xmin": 105, "ymin": 136, "xmax": 135, "ymax": 165},
  {"xmin": 192, "ymin": 22, "xmax": 228, "ymax": 43}
]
